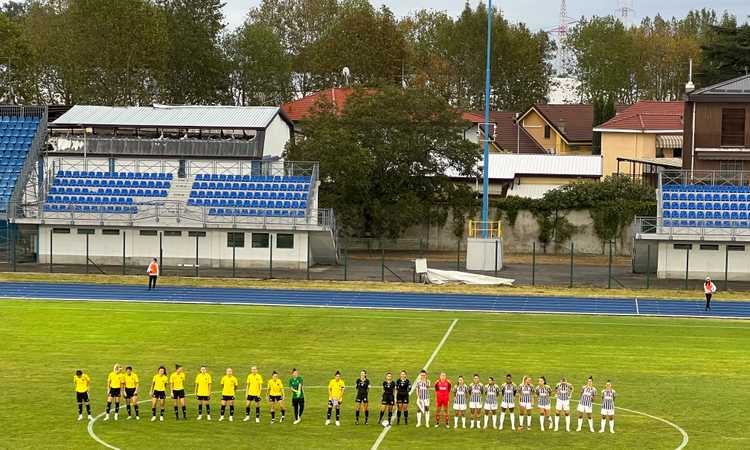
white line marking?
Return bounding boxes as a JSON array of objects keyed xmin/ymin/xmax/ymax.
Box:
[
  {"xmin": 616, "ymin": 405, "xmax": 689, "ymax": 450},
  {"xmin": 635, "ymin": 297, "xmax": 640, "ymax": 315},
  {"xmin": 370, "ymin": 318, "xmax": 458, "ymax": 450}
]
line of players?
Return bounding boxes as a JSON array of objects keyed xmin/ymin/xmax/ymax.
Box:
[{"xmin": 73, "ymin": 365, "xmax": 617, "ymax": 433}]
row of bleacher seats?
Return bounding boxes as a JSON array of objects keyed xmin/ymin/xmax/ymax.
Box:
[
  {"xmin": 53, "ymin": 179, "xmax": 172, "ymax": 188},
  {"xmin": 195, "ymin": 174, "xmax": 310, "ymax": 183},
  {"xmin": 663, "ymin": 192, "xmax": 750, "ymax": 202},
  {"xmin": 49, "ymin": 188, "xmax": 168, "ymax": 197},
  {"xmin": 664, "ymin": 219, "xmax": 750, "ymax": 228},
  {"xmin": 43, "ymin": 204, "xmax": 137, "ymax": 214},
  {"xmin": 208, "ymin": 208, "xmax": 306, "ymax": 218},
  {"xmin": 664, "ymin": 201, "xmax": 750, "ymax": 211},
  {"xmin": 0, "ymin": 115, "xmax": 40, "ymax": 123},
  {"xmin": 189, "ymin": 199, "xmax": 307, "ymax": 209},
  {"xmin": 47, "ymin": 196, "xmax": 136, "ymax": 204},
  {"xmin": 190, "ymin": 191, "xmax": 308, "ymax": 200},
  {"xmin": 665, "ymin": 210, "xmax": 750, "ymax": 220},
  {"xmin": 55, "ymin": 170, "xmax": 173, "ymax": 180},
  {"xmin": 660, "ymin": 183, "xmax": 750, "ymax": 229},
  {"xmin": 663, "ymin": 184, "xmax": 750, "ymax": 193},
  {"xmin": 192, "ymin": 181, "xmax": 309, "ymax": 192},
  {"xmin": 0, "ymin": 116, "xmax": 40, "ymax": 211}
]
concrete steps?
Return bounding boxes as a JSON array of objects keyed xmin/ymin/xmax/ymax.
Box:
[{"xmin": 166, "ymin": 176, "xmax": 194, "ymax": 203}]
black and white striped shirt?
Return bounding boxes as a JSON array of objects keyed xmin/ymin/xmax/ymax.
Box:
[
  {"xmin": 579, "ymin": 386, "xmax": 597, "ymax": 408},
  {"xmin": 519, "ymin": 384, "xmax": 534, "ymax": 404},
  {"xmin": 484, "ymin": 384, "xmax": 500, "ymax": 406},
  {"xmin": 453, "ymin": 384, "xmax": 468, "ymax": 406},
  {"xmin": 601, "ymin": 389, "xmax": 616, "ymax": 410},
  {"xmin": 535, "ymin": 385, "xmax": 552, "ymax": 407},
  {"xmin": 555, "ymin": 382, "xmax": 573, "ymax": 401},
  {"xmin": 502, "ymin": 383, "xmax": 517, "ymax": 404},
  {"xmin": 469, "ymin": 383, "xmax": 483, "ymax": 404},
  {"xmin": 415, "ymin": 380, "xmax": 430, "ymax": 401}
]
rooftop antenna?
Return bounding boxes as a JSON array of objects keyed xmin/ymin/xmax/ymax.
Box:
[
  {"xmin": 341, "ymin": 67, "xmax": 350, "ymax": 87},
  {"xmin": 685, "ymin": 58, "xmax": 695, "ymax": 93}
]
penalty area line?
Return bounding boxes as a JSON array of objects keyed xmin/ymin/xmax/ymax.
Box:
[{"xmin": 370, "ymin": 318, "xmax": 458, "ymax": 450}]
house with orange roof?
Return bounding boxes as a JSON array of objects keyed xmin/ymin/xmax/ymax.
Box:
[
  {"xmin": 594, "ymin": 101, "xmax": 684, "ymax": 178},
  {"xmin": 281, "ymin": 88, "xmax": 360, "ymax": 132}
]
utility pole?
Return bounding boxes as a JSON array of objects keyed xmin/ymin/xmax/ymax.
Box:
[{"xmin": 481, "ymin": 0, "xmax": 493, "ymax": 237}]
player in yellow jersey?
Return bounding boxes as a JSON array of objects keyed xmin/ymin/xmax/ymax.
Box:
[
  {"xmin": 326, "ymin": 370, "xmax": 345, "ymax": 426},
  {"xmin": 244, "ymin": 366, "xmax": 263, "ymax": 423},
  {"xmin": 150, "ymin": 366, "xmax": 169, "ymax": 422},
  {"xmin": 267, "ymin": 371, "xmax": 286, "ymax": 424},
  {"xmin": 104, "ymin": 364, "xmax": 124, "ymax": 421},
  {"xmin": 170, "ymin": 364, "xmax": 188, "ymax": 420},
  {"xmin": 123, "ymin": 366, "xmax": 140, "ymax": 420},
  {"xmin": 219, "ymin": 368, "xmax": 239, "ymax": 422},
  {"xmin": 195, "ymin": 366, "xmax": 213, "ymax": 421},
  {"xmin": 74, "ymin": 370, "xmax": 92, "ymax": 421}
]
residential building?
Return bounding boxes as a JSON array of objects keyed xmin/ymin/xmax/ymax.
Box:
[
  {"xmin": 517, "ymin": 104, "xmax": 597, "ymax": 155},
  {"xmin": 461, "ymin": 111, "xmax": 546, "ymax": 154}
]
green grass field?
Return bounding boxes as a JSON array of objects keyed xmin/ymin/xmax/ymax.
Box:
[{"xmin": 3, "ymin": 298, "xmax": 749, "ymax": 449}]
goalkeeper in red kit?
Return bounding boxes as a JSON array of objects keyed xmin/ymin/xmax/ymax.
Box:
[{"xmin": 434, "ymin": 372, "xmax": 451, "ymax": 428}]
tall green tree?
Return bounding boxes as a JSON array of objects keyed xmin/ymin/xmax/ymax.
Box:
[
  {"xmin": 285, "ymin": 86, "xmax": 480, "ymax": 238},
  {"xmin": 698, "ymin": 23, "xmax": 750, "ymax": 86}
]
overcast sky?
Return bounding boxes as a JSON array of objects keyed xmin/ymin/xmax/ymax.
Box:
[{"xmin": 223, "ymin": 0, "xmax": 750, "ymax": 30}]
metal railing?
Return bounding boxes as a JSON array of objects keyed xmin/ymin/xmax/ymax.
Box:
[
  {"xmin": 50, "ymin": 136, "xmax": 262, "ymax": 159},
  {"xmin": 467, "ymin": 220, "xmax": 502, "ymax": 238},
  {"xmin": 634, "ymin": 216, "xmax": 750, "ymax": 238},
  {"xmin": 661, "ymin": 170, "xmax": 750, "ymax": 188}
]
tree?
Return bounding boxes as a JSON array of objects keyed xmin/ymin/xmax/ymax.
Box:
[
  {"xmin": 157, "ymin": 0, "xmax": 230, "ymax": 104},
  {"xmin": 285, "ymin": 86, "xmax": 480, "ymax": 238},
  {"xmin": 0, "ymin": 10, "xmax": 32, "ymax": 103},
  {"xmin": 698, "ymin": 23, "xmax": 750, "ymax": 86},
  {"xmin": 227, "ymin": 22, "xmax": 293, "ymax": 106}
]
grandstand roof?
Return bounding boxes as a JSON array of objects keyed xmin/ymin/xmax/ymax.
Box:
[
  {"xmin": 462, "ymin": 111, "xmax": 547, "ymax": 154},
  {"xmin": 690, "ymin": 73, "xmax": 750, "ymax": 98},
  {"xmin": 481, "ymin": 154, "xmax": 601, "ymax": 179},
  {"xmin": 593, "ymin": 101, "xmax": 684, "ymax": 133},
  {"xmin": 52, "ymin": 104, "xmax": 293, "ymax": 130}
]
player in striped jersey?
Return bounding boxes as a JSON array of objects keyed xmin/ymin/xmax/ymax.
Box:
[
  {"xmin": 452, "ymin": 376, "xmax": 469, "ymax": 429},
  {"xmin": 576, "ymin": 376, "xmax": 597, "ymax": 432},
  {"xmin": 483, "ymin": 377, "xmax": 500, "ymax": 429},
  {"xmin": 599, "ymin": 381, "xmax": 616, "ymax": 434},
  {"xmin": 554, "ymin": 377, "xmax": 573, "ymax": 431},
  {"xmin": 499, "ymin": 374, "xmax": 517, "ymax": 431},
  {"xmin": 534, "ymin": 376, "xmax": 552, "ymax": 431},
  {"xmin": 414, "ymin": 370, "xmax": 431, "ymax": 428},
  {"xmin": 468, "ymin": 374, "xmax": 483, "ymax": 429},
  {"xmin": 517, "ymin": 376, "xmax": 534, "ymax": 431}
]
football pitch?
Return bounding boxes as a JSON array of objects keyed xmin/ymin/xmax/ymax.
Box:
[{"xmin": 3, "ymin": 297, "xmax": 749, "ymax": 449}]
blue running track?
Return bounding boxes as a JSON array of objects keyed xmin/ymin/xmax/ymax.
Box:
[{"xmin": 1, "ymin": 281, "xmax": 748, "ymax": 319}]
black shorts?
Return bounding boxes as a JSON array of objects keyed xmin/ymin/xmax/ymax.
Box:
[
  {"xmin": 108, "ymin": 387, "xmax": 121, "ymax": 397},
  {"xmin": 172, "ymin": 389, "xmax": 185, "ymax": 399},
  {"xmin": 355, "ymin": 392, "xmax": 368, "ymax": 403},
  {"xmin": 76, "ymin": 392, "xmax": 90, "ymax": 403},
  {"xmin": 396, "ymin": 393, "xmax": 409, "ymax": 404},
  {"xmin": 124, "ymin": 388, "xmax": 137, "ymax": 399},
  {"xmin": 153, "ymin": 390, "xmax": 166, "ymax": 399},
  {"xmin": 222, "ymin": 395, "xmax": 235, "ymax": 401},
  {"xmin": 246, "ymin": 395, "xmax": 261, "ymax": 402},
  {"xmin": 269, "ymin": 395, "xmax": 282, "ymax": 402},
  {"xmin": 381, "ymin": 394, "xmax": 395, "ymax": 406},
  {"xmin": 197, "ymin": 395, "xmax": 210, "ymax": 401}
]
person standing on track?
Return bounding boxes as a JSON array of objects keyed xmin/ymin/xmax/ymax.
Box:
[
  {"xmin": 244, "ymin": 366, "xmax": 263, "ymax": 423},
  {"xmin": 395, "ymin": 370, "xmax": 411, "ymax": 425},
  {"xmin": 170, "ymin": 364, "xmax": 187, "ymax": 419},
  {"xmin": 147, "ymin": 258, "xmax": 159, "ymax": 290},
  {"xmin": 434, "ymin": 372, "xmax": 451, "ymax": 428},
  {"xmin": 195, "ymin": 366, "xmax": 212, "ymax": 421},
  {"xmin": 74, "ymin": 370, "xmax": 93, "ymax": 421},
  {"xmin": 704, "ymin": 276, "xmax": 717, "ymax": 310},
  {"xmin": 104, "ymin": 364, "xmax": 124, "ymax": 421},
  {"xmin": 414, "ymin": 370, "xmax": 431, "ymax": 428},
  {"xmin": 123, "ymin": 366, "xmax": 140, "ymax": 420},
  {"xmin": 379, "ymin": 372, "xmax": 396, "ymax": 426},
  {"xmin": 289, "ymin": 368, "xmax": 305, "ymax": 424},
  {"xmin": 354, "ymin": 370, "xmax": 370, "ymax": 425}
]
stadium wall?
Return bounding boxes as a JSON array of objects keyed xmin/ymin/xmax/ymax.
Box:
[
  {"xmin": 656, "ymin": 240, "xmax": 750, "ymax": 280},
  {"xmin": 36, "ymin": 225, "xmax": 310, "ymax": 269}
]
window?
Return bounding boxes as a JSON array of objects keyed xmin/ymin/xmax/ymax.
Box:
[
  {"xmin": 251, "ymin": 232, "xmax": 269, "ymax": 248},
  {"xmin": 77, "ymin": 228, "xmax": 95, "ymax": 235},
  {"xmin": 699, "ymin": 244, "xmax": 719, "ymax": 251},
  {"xmin": 102, "ymin": 229, "xmax": 120, "ymax": 235},
  {"xmin": 52, "ymin": 228, "xmax": 70, "ymax": 234},
  {"xmin": 728, "ymin": 245, "xmax": 745, "ymax": 252},
  {"xmin": 673, "ymin": 148, "xmax": 682, "ymax": 158},
  {"xmin": 188, "ymin": 231, "xmax": 206, "ymax": 237},
  {"xmin": 227, "ymin": 232, "xmax": 245, "ymax": 248},
  {"xmin": 543, "ymin": 125, "xmax": 551, "ymax": 139},
  {"xmin": 276, "ymin": 233, "xmax": 294, "ymax": 249},
  {"xmin": 164, "ymin": 230, "xmax": 182, "ymax": 237},
  {"xmin": 673, "ymin": 243, "xmax": 692, "ymax": 250},
  {"xmin": 721, "ymin": 108, "xmax": 746, "ymax": 146},
  {"xmin": 720, "ymin": 160, "xmax": 743, "ymax": 175},
  {"xmin": 139, "ymin": 230, "xmax": 158, "ymax": 236}
]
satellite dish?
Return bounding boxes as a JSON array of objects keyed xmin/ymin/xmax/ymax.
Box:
[{"xmin": 342, "ymin": 67, "xmax": 350, "ymax": 86}]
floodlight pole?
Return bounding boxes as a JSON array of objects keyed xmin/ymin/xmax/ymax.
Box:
[{"xmin": 481, "ymin": 0, "xmax": 493, "ymax": 238}]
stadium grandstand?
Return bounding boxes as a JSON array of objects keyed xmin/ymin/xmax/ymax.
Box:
[{"xmin": 4, "ymin": 104, "xmax": 337, "ymax": 269}]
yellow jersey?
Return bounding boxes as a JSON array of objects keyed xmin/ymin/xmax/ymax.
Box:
[
  {"xmin": 267, "ymin": 378, "xmax": 284, "ymax": 397},
  {"xmin": 328, "ymin": 379, "xmax": 345, "ymax": 401},
  {"xmin": 74, "ymin": 374, "xmax": 90, "ymax": 393},
  {"xmin": 170, "ymin": 371, "xmax": 186, "ymax": 390},
  {"xmin": 123, "ymin": 372, "xmax": 139, "ymax": 389},
  {"xmin": 221, "ymin": 375, "xmax": 239, "ymax": 396},
  {"xmin": 246, "ymin": 373, "xmax": 263, "ymax": 396},
  {"xmin": 195, "ymin": 373, "xmax": 212, "ymax": 396},
  {"xmin": 152, "ymin": 374, "xmax": 168, "ymax": 391},
  {"xmin": 107, "ymin": 371, "xmax": 124, "ymax": 389}
]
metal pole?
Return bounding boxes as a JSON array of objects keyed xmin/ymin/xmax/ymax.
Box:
[
  {"xmin": 608, "ymin": 240, "xmax": 613, "ymax": 289},
  {"xmin": 724, "ymin": 244, "xmax": 729, "ymax": 291},
  {"xmin": 569, "ymin": 242, "xmax": 574, "ymax": 288},
  {"xmin": 306, "ymin": 233, "xmax": 310, "ymax": 281},
  {"xmin": 232, "ymin": 236, "xmax": 236, "ymax": 278},
  {"xmin": 380, "ymin": 239, "xmax": 385, "ymax": 282},
  {"xmin": 269, "ymin": 234, "xmax": 273, "ymax": 279},
  {"xmin": 494, "ymin": 240, "xmax": 498, "ymax": 276},
  {"xmin": 343, "ymin": 246, "xmax": 348, "ymax": 281},
  {"xmin": 531, "ymin": 242, "xmax": 536, "ymax": 286},
  {"xmin": 684, "ymin": 247, "xmax": 690, "ymax": 289},
  {"xmin": 85, "ymin": 233, "xmax": 89, "ymax": 275},
  {"xmin": 159, "ymin": 232, "xmax": 163, "ymax": 276},
  {"xmin": 646, "ymin": 244, "xmax": 651, "ymax": 289},
  {"xmin": 49, "ymin": 228, "xmax": 53, "ymax": 273},
  {"xmin": 480, "ymin": 0, "xmax": 494, "ymax": 237},
  {"xmin": 456, "ymin": 239, "xmax": 460, "ymax": 270},
  {"xmin": 195, "ymin": 234, "xmax": 199, "ymax": 278},
  {"xmin": 122, "ymin": 231, "xmax": 126, "ymax": 275}
]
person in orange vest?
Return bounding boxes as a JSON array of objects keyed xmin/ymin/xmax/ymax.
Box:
[
  {"xmin": 703, "ymin": 276, "xmax": 716, "ymax": 311},
  {"xmin": 147, "ymin": 258, "xmax": 159, "ymax": 290}
]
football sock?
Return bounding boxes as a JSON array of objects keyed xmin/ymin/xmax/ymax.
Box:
[
  {"xmin": 444, "ymin": 414, "xmax": 448, "ymax": 425},
  {"xmin": 510, "ymin": 413, "xmax": 515, "ymax": 429},
  {"xmin": 182, "ymin": 406, "xmax": 186, "ymax": 418},
  {"xmin": 271, "ymin": 410, "xmax": 276, "ymax": 420},
  {"xmin": 160, "ymin": 408, "xmax": 164, "ymax": 417},
  {"xmin": 461, "ymin": 417, "xmax": 465, "ymax": 427},
  {"xmin": 600, "ymin": 418, "xmax": 606, "ymax": 431},
  {"xmin": 198, "ymin": 404, "xmax": 203, "ymax": 414},
  {"xmin": 220, "ymin": 405, "xmax": 226, "ymax": 416},
  {"xmin": 356, "ymin": 410, "xmax": 360, "ymax": 421},
  {"xmin": 152, "ymin": 407, "xmax": 156, "ymax": 416},
  {"xmin": 114, "ymin": 402, "xmax": 119, "ymax": 413},
  {"xmin": 246, "ymin": 406, "xmax": 250, "ymax": 416},
  {"xmin": 527, "ymin": 415, "xmax": 532, "ymax": 427},
  {"xmin": 174, "ymin": 406, "xmax": 179, "ymax": 419},
  {"xmin": 403, "ymin": 411, "xmax": 408, "ymax": 423},
  {"xmin": 577, "ymin": 418, "xmax": 583, "ymax": 430},
  {"xmin": 106, "ymin": 402, "xmax": 112, "ymax": 414},
  {"xmin": 554, "ymin": 415, "xmax": 559, "ymax": 429},
  {"xmin": 396, "ymin": 410, "xmax": 401, "ymax": 423},
  {"xmin": 492, "ymin": 415, "xmax": 497, "ymax": 428},
  {"xmin": 416, "ymin": 412, "xmax": 422, "ymax": 425},
  {"xmin": 327, "ymin": 407, "xmax": 332, "ymax": 420},
  {"xmin": 126, "ymin": 404, "xmax": 131, "ymax": 416},
  {"xmin": 609, "ymin": 419, "xmax": 615, "ymax": 432},
  {"xmin": 365, "ymin": 410, "xmax": 369, "ymax": 422},
  {"xmin": 281, "ymin": 410, "xmax": 285, "ymax": 419},
  {"xmin": 335, "ymin": 409, "xmax": 340, "ymax": 421},
  {"xmin": 483, "ymin": 415, "xmax": 488, "ymax": 427},
  {"xmin": 256, "ymin": 407, "xmax": 260, "ymax": 418},
  {"xmin": 540, "ymin": 415, "xmax": 545, "ymax": 430},
  {"xmin": 435, "ymin": 413, "xmax": 440, "ymax": 424},
  {"xmin": 134, "ymin": 405, "xmax": 139, "ymax": 416},
  {"xmin": 588, "ymin": 418, "xmax": 594, "ymax": 431},
  {"xmin": 229, "ymin": 405, "xmax": 234, "ymax": 417},
  {"xmin": 78, "ymin": 403, "xmax": 83, "ymax": 414},
  {"xmin": 379, "ymin": 411, "xmax": 384, "ymax": 421},
  {"xmin": 500, "ymin": 412, "xmax": 505, "ymax": 428},
  {"xmin": 387, "ymin": 411, "xmax": 392, "ymax": 422},
  {"xmin": 86, "ymin": 404, "xmax": 91, "ymax": 414},
  {"xmin": 205, "ymin": 405, "xmax": 210, "ymax": 414},
  {"xmin": 565, "ymin": 415, "xmax": 571, "ymax": 430}
]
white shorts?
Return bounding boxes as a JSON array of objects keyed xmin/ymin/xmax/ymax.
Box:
[
  {"xmin": 453, "ymin": 404, "xmax": 467, "ymax": 411},
  {"xmin": 577, "ymin": 404, "xmax": 593, "ymax": 414},
  {"xmin": 537, "ymin": 404, "xmax": 551, "ymax": 411},
  {"xmin": 520, "ymin": 401, "xmax": 532, "ymax": 410},
  {"xmin": 484, "ymin": 403, "xmax": 497, "ymax": 411},
  {"xmin": 417, "ymin": 399, "xmax": 430, "ymax": 410},
  {"xmin": 555, "ymin": 399, "xmax": 570, "ymax": 411},
  {"xmin": 501, "ymin": 401, "xmax": 515, "ymax": 409},
  {"xmin": 469, "ymin": 401, "xmax": 482, "ymax": 409},
  {"xmin": 601, "ymin": 408, "xmax": 615, "ymax": 416}
]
